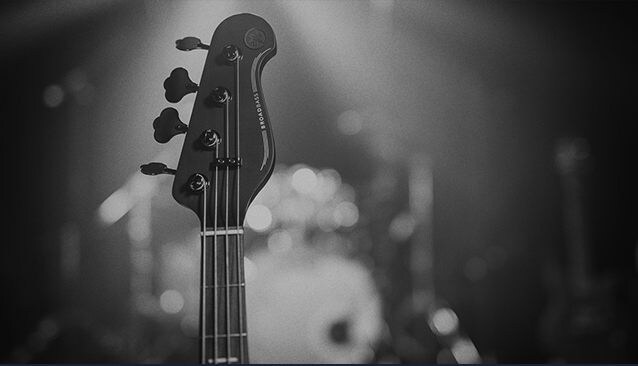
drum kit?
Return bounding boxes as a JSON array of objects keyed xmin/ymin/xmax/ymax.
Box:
[
  {"xmin": 237, "ymin": 162, "xmax": 479, "ymax": 363},
  {"xmin": 124, "ymin": 155, "xmax": 479, "ymax": 363},
  {"xmin": 241, "ymin": 164, "xmax": 383, "ymax": 363}
]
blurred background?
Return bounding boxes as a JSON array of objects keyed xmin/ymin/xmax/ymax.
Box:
[{"xmin": 1, "ymin": 0, "xmax": 637, "ymax": 363}]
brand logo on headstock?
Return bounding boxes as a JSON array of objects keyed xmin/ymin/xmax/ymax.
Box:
[
  {"xmin": 253, "ymin": 91, "xmax": 269, "ymax": 171},
  {"xmin": 253, "ymin": 92, "xmax": 266, "ymax": 131},
  {"xmin": 244, "ymin": 28, "xmax": 265, "ymax": 50}
]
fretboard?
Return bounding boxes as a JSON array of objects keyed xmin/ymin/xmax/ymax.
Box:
[{"xmin": 200, "ymin": 227, "xmax": 248, "ymax": 364}]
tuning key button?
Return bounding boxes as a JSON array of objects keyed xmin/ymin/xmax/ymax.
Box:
[
  {"xmin": 209, "ymin": 87, "xmax": 231, "ymax": 104},
  {"xmin": 140, "ymin": 162, "xmax": 176, "ymax": 176},
  {"xmin": 175, "ymin": 36, "xmax": 210, "ymax": 51},
  {"xmin": 222, "ymin": 44, "xmax": 242, "ymax": 62},
  {"xmin": 153, "ymin": 107, "xmax": 188, "ymax": 143},
  {"xmin": 164, "ymin": 67, "xmax": 199, "ymax": 103}
]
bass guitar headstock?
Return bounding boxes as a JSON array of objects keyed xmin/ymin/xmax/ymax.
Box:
[{"xmin": 142, "ymin": 13, "xmax": 277, "ymax": 228}]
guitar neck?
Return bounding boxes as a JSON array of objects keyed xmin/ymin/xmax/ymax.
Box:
[{"xmin": 200, "ymin": 227, "xmax": 248, "ymax": 364}]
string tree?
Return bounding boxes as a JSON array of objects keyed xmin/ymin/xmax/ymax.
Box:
[
  {"xmin": 175, "ymin": 36, "xmax": 210, "ymax": 51},
  {"xmin": 153, "ymin": 107, "xmax": 188, "ymax": 143},
  {"xmin": 164, "ymin": 67, "xmax": 199, "ymax": 103}
]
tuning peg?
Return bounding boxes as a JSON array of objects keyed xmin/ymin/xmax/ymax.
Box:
[
  {"xmin": 140, "ymin": 162, "xmax": 176, "ymax": 176},
  {"xmin": 176, "ymin": 36, "xmax": 210, "ymax": 51},
  {"xmin": 153, "ymin": 107, "xmax": 188, "ymax": 143},
  {"xmin": 164, "ymin": 67, "xmax": 198, "ymax": 103}
]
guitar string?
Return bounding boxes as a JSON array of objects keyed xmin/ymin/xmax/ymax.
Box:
[
  {"xmin": 239, "ymin": 232, "xmax": 246, "ymax": 363},
  {"xmin": 212, "ymin": 143, "xmax": 220, "ymax": 364},
  {"xmin": 234, "ymin": 53, "xmax": 245, "ymax": 364},
  {"xmin": 200, "ymin": 175, "xmax": 207, "ymax": 364},
  {"xmin": 224, "ymin": 97, "xmax": 231, "ymax": 363},
  {"xmin": 202, "ymin": 128, "xmax": 221, "ymax": 365},
  {"xmin": 209, "ymin": 52, "xmax": 244, "ymax": 365}
]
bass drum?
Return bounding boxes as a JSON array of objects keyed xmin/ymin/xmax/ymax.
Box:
[{"xmin": 245, "ymin": 246, "xmax": 383, "ymax": 363}]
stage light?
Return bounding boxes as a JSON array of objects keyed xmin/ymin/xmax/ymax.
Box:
[
  {"xmin": 246, "ymin": 204, "xmax": 273, "ymax": 232},
  {"xmin": 430, "ymin": 307, "xmax": 459, "ymax": 336},
  {"xmin": 291, "ymin": 167, "xmax": 318, "ymax": 194},
  {"xmin": 388, "ymin": 212, "xmax": 416, "ymax": 241},
  {"xmin": 451, "ymin": 339, "xmax": 481, "ymax": 364},
  {"xmin": 160, "ymin": 289, "xmax": 184, "ymax": 314},
  {"xmin": 98, "ymin": 188, "xmax": 130, "ymax": 225},
  {"xmin": 43, "ymin": 84, "xmax": 65, "ymax": 108},
  {"xmin": 333, "ymin": 201, "xmax": 359, "ymax": 228}
]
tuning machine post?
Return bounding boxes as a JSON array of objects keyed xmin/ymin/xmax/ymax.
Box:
[{"xmin": 222, "ymin": 44, "xmax": 242, "ymax": 62}]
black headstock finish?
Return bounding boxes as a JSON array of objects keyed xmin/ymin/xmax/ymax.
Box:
[{"xmin": 170, "ymin": 14, "xmax": 277, "ymax": 227}]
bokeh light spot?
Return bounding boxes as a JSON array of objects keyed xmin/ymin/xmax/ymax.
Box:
[
  {"xmin": 291, "ymin": 167, "xmax": 317, "ymax": 194},
  {"xmin": 388, "ymin": 212, "xmax": 416, "ymax": 241},
  {"xmin": 160, "ymin": 289, "xmax": 184, "ymax": 314},
  {"xmin": 430, "ymin": 307, "xmax": 459, "ymax": 336},
  {"xmin": 246, "ymin": 204, "xmax": 273, "ymax": 232},
  {"xmin": 43, "ymin": 85, "xmax": 65, "ymax": 108},
  {"xmin": 337, "ymin": 110, "xmax": 363, "ymax": 135},
  {"xmin": 98, "ymin": 188, "xmax": 130, "ymax": 225},
  {"xmin": 333, "ymin": 202, "xmax": 359, "ymax": 227}
]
